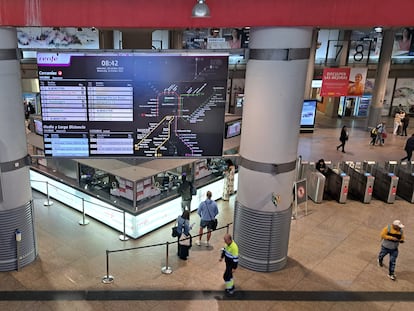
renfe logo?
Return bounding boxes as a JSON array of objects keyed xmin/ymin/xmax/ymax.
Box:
[
  {"xmin": 37, "ymin": 55, "xmax": 59, "ymax": 64},
  {"xmin": 37, "ymin": 53, "xmax": 74, "ymax": 67}
]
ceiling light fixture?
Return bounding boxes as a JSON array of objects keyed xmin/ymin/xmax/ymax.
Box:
[
  {"xmin": 374, "ymin": 26, "xmax": 383, "ymax": 33},
  {"xmin": 192, "ymin": 0, "xmax": 210, "ymax": 18}
]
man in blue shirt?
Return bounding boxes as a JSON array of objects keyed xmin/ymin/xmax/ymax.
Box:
[{"xmin": 196, "ymin": 191, "xmax": 218, "ymax": 247}]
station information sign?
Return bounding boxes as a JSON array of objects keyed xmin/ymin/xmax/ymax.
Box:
[{"xmin": 37, "ymin": 52, "xmax": 228, "ymax": 157}]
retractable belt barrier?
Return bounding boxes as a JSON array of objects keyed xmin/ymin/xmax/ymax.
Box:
[
  {"xmin": 363, "ymin": 161, "xmax": 398, "ymax": 204},
  {"xmin": 340, "ymin": 162, "xmax": 374, "ymax": 204}
]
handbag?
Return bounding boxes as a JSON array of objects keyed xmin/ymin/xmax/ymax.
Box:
[
  {"xmin": 171, "ymin": 226, "xmax": 179, "ymax": 238},
  {"xmin": 179, "ymin": 233, "xmax": 192, "ymax": 246},
  {"xmin": 205, "ymin": 202, "xmax": 218, "ymax": 230},
  {"xmin": 209, "ymin": 218, "xmax": 218, "ymax": 230}
]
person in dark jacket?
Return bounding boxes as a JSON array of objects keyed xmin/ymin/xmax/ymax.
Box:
[
  {"xmin": 401, "ymin": 133, "xmax": 414, "ymax": 162},
  {"xmin": 178, "ymin": 173, "xmax": 194, "ymax": 212},
  {"xmin": 336, "ymin": 125, "xmax": 349, "ymax": 153},
  {"xmin": 401, "ymin": 114, "xmax": 410, "ymax": 136}
]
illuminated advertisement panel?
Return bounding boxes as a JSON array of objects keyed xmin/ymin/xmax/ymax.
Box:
[
  {"xmin": 37, "ymin": 52, "xmax": 228, "ymax": 158},
  {"xmin": 300, "ymin": 100, "xmax": 317, "ymax": 132}
]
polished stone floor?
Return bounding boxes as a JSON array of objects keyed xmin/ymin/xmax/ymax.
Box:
[{"xmin": 1, "ymin": 113, "xmax": 414, "ymax": 310}]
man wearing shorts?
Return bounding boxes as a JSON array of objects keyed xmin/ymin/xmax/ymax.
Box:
[{"xmin": 196, "ymin": 191, "xmax": 218, "ymax": 247}]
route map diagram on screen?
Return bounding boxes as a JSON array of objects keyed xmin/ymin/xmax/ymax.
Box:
[{"xmin": 37, "ymin": 52, "xmax": 228, "ymax": 158}]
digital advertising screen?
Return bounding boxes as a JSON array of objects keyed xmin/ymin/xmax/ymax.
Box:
[
  {"xmin": 300, "ymin": 100, "xmax": 317, "ymax": 131},
  {"xmin": 34, "ymin": 119, "xmax": 43, "ymax": 135},
  {"xmin": 224, "ymin": 119, "xmax": 242, "ymax": 139},
  {"xmin": 37, "ymin": 52, "xmax": 229, "ymax": 158}
]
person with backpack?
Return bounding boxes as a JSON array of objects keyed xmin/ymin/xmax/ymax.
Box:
[
  {"xmin": 375, "ymin": 122, "xmax": 387, "ymax": 146},
  {"xmin": 377, "ymin": 220, "xmax": 405, "ymax": 281},
  {"xmin": 178, "ymin": 173, "xmax": 195, "ymax": 212},
  {"xmin": 369, "ymin": 127, "xmax": 378, "ymax": 145}
]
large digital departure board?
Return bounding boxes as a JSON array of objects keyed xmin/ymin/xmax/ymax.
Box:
[{"xmin": 37, "ymin": 52, "xmax": 228, "ymax": 157}]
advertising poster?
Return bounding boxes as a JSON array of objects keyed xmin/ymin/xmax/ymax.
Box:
[
  {"xmin": 320, "ymin": 68, "xmax": 350, "ymax": 96},
  {"xmin": 347, "ymin": 68, "xmax": 368, "ymax": 96},
  {"xmin": 392, "ymin": 28, "xmax": 414, "ymax": 57},
  {"xmin": 17, "ymin": 27, "xmax": 99, "ymax": 49},
  {"xmin": 392, "ymin": 78, "xmax": 414, "ymax": 114}
]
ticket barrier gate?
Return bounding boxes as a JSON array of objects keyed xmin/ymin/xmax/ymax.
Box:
[
  {"xmin": 340, "ymin": 162, "xmax": 374, "ymax": 203},
  {"xmin": 363, "ymin": 161, "xmax": 398, "ymax": 203},
  {"xmin": 325, "ymin": 168, "xmax": 350, "ymax": 203},
  {"xmin": 394, "ymin": 162, "xmax": 414, "ymax": 203}
]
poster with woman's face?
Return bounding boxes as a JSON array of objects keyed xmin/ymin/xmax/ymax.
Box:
[{"xmin": 347, "ymin": 68, "xmax": 368, "ymax": 96}]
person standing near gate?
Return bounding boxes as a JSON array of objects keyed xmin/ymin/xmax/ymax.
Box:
[
  {"xmin": 219, "ymin": 234, "xmax": 239, "ymax": 295},
  {"xmin": 378, "ymin": 220, "xmax": 405, "ymax": 281}
]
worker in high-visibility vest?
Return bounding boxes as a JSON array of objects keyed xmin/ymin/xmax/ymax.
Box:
[{"xmin": 219, "ymin": 233, "xmax": 239, "ymax": 295}]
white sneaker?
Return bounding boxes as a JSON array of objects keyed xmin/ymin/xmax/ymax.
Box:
[
  {"xmin": 206, "ymin": 241, "xmax": 210, "ymax": 247},
  {"xmin": 388, "ymin": 274, "xmax": 396, "ymax": 281},
  {"xmin": 196, "ymin": 240, "xmax": 201, "ymax": 246}
]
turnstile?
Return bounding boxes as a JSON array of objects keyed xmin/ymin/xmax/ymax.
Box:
[
  {"xmin": 340, "ymin": 162, "xmax": 375, "ymax": 203},
  {"xmin": 325, "ymin": 168, "xmax": 350, "ymax": 203},
  {"xmin": 305, "ymin": 166, "xmax": 326, "ymax": 203},
  {"xmin": 395, "ymin": 162, "xmax": 414, "ymax": 203},
  {"xmin": 363, "ymin": 161, "xmax": 399, "ymax": 203},
  {"xmin": 299, "ymin": 161, "xmax": 325, "ymax": 203}
]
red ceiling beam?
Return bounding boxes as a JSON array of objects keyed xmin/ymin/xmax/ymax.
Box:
[{"xmin": 0, "ymin": 0, "xmax": 412, "ymax": 29}]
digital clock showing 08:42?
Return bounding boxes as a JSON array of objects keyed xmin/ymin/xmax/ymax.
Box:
[{"xmin": 101, "ymin": 59, "xmax": 119, "ymax": 66}]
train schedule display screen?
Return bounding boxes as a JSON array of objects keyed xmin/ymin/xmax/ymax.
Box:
[{"xmin": 37, "ymin": 52, "xmax": 228, "ymax": 158}]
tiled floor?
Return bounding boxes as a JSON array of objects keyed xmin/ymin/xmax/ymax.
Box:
[{"xmin": 1, "ymin": 113, "xmax": 414, "ymax": 310}]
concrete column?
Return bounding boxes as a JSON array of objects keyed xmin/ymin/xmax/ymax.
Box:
[
  {"xmin": 367, "ymin": 29, "xmax": 395, "ymax": 128},
  {"xmin": 0, "ymin": 28, "xmax": 37, "ymax": 271},
  {"xmin": 234, "ymin": 27, "xmax": 312, "ymax": 272},
  {"xmin": 304, "ymin": 28, "xmax": 319, "ymax": 99}
]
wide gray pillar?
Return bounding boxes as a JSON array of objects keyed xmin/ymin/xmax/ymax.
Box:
[
  {"xmin": 367, "ymin": 29, "xmax": 395, "ymax": 128},
  {"xmin": 234, "ymin": 27, "xmax": 312, "ymax": 272},
  {"xmin": 0, "ymin": 28, "xmax": 37, "ymax": 271}
]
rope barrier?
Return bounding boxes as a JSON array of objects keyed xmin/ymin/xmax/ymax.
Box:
[{"xmin": 102, "ymin": 222, "xmax": 233, "ymax": 283}]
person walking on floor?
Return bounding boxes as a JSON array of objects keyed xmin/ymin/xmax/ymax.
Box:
[
  {"xmin": 401, "ymin": 133, "xmax": 414, "ymax": 162},
  {"xmin": 196, "ymin": 191, "xmax": 218, "ymax": 247},
  {"xmin": 375, "ymin": 122, "xmax": 387, "ymax": 146},
  {"xmin": 176, "ymin": 210, "xmax": 193, "ymax": 260},
  {"xmin": 369, "ymin": 127, "xmax": 378, "ymax": 146},
  {"xmin": 378, "ymin": 220, "xmax": 405, "ymax": 281},
  {"xmin": 219, "ymin": 234, "xmax": 239, "ymax": 295},
  {"xmin": 401, "ymin": 114, "xmax": 409, "ymax": 136},
  {"xmin": 336, "ymin": 125, "xmax": 349, "ymax": 153},
  {"xmin": 393, "ymin": 111, "xmax": 404, "ymax": 135}
]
